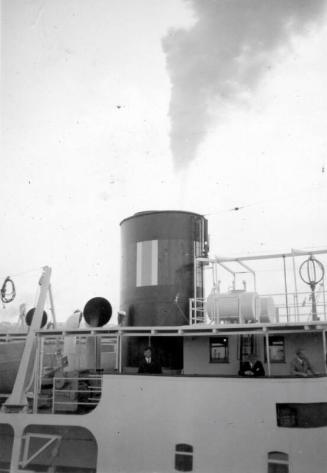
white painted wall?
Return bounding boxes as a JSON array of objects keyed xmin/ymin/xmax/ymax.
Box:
[
  {"xmin": 184, "ymin": 336, "xmax": 239, "ymax": 375},
  {"xmin": 92, "ymin": 375, "xmax": 327, "ymax": 473},
  {"xmin": 2, "ymin": 374, "xmax": 327, "ymax": 472},
  {"xmin": 268, "ymin": 332, "xmax": 325, "ymax": 376},
  {"xmin": 183, "ymin": 333, "xmax": 326, "ymax": 376}
]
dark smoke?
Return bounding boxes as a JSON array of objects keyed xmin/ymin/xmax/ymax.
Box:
[{"xmin": 163, "ymin": 0, "xmax": 327, "ymax": 169}]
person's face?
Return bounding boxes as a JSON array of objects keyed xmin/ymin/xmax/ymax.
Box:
[{"xmin": 144, "ymin": 349, "xmax": 151, "ymax": 358}]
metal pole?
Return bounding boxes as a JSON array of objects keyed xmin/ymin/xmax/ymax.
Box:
[
  {"xmin": 218, "ymin": 262, "xmax": 236, "ymax": 288},
  {"xmin": 265, "ymin": 332, "xmax": 271, "ymax": 377},
  {"xmin": 193, "ymin": 244, "xmax": 197, "ymax": 324},
  {"xmin": 115, "ymin": 335, "xmax": 119, "ymax": 372},
  {"xmin": 322, "ymin": 330, "xmax": 327, "ymax": 375},
  {"xmin": 282, "ymin": 256, "xmax": 290, "ymax": 322},
  {"xmin": 118, "ymin": 334, "xmax": 123, "ymax": 373},
  {"xmin": 310, "ymin": 283, "xmax": 319, "ymax": 321},
  {"xmin": 322, "ymin": 281, "xmax": 326, "ymax": 321},
  {"xmin": 9, "ymin": 425, "xmax": 24, "ymax": 473},
  {"xmin": 209, "ymin": 247, "xmax": 327, "ymax": 263},
  {"xmin": 291, "ymin": 250, "xmax": 300, "ymax": 321},
  {"xmin": 52, "ymin": 381, "xmax": 55, "ymax": 414},
  {"xmin": 237, "ymin": 261, "xmax": 256, "ymax": 292},
  {"xmin": 239, "ymin": 335, "xmax": 243, "ymax": 374}
]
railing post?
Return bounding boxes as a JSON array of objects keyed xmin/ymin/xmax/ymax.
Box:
[
  {"xmin": 265, "ymin": 331, "xmax": 271, "ymax": 377},
  {"xmin": 322, "ymin": 330, "xmax": 327, "ymax": 375},
  {"xmin": 193, "ymin": 244, "xmax": 197, "ymax": 324},
  {"xmin": 52, "ymin": 380, "xmax": 55, "ymax": 414},
  {"xmin": 283, "ymin": 255, "xmax": 290, "ymax": 322},
  {"xmin": 118, "ymin": 333, "xmax": 123, "ymax": 373},
  {"xmin": 291, "ymin": 250, "xmax": 300, "ymax": 321},
  {"xmin": 322, "ymin": 282, "xmax": 327, "ymax": 321}
]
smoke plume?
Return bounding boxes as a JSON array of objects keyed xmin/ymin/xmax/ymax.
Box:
[{"xmin": 163, "ymin": 0, "xmax": 327, "ymax": 169}]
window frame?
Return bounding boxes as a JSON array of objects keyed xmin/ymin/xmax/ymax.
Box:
[
  {"xmin": 267, "ymin": 451, "xmax": 289, "ymax": 473},
  {"xmin": 175, "ymin": 443, "xmax": 193, "ymax": 472},
  {"xmin": 209, "ymin": 336, "xmax": 229, "ymax": 363},
  {"xmin": 264, "ymin": 335, "xmax": 285, "ymax": 363},
  {"xmin": 276, "ymin": 403, "xmax": 327, "ymax": 428}
]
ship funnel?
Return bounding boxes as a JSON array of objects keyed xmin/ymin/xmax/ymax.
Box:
[
  {"xmin": 25, "ymin": 308, "xmax": 48, "ymax": 328},
  {"xmin": 83, "ymin": 297, "xmax": 112, "ymax": 327}
]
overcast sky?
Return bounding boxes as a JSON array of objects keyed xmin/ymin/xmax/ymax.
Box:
[{"xmin": 1, "ymin": 0, "xmax": 327, "ymax": 323}]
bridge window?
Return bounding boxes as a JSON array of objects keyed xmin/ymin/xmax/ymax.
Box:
[
  {"xmin": 268, "ymin": 451, "xmax": 289, "ymax": 473},
  {"xmin": 175, "ymin": 444, "xmax": 193, "ymax": 471},
  {"xmin": 210, "ymin": 337, "xmax": 229, "ymax": 363},
  {"xmin": 276, "ymin": 403, "xmax": 327, "ymax": 428},
  {"xmin": 265, "ymin": 336, "xmax": 285, "ymax": 363}
]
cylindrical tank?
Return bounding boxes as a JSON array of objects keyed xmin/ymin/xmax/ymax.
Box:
[
  {"xmin": 259, "ymin": 297, "xmax": 275, "ymax": 323},
  {"xmin": 120, "ymin": 210, "xmax": 208, "ymax": 327},
  {"xmin": 207, "ymin": 290, "xmax": 261, "ymax": 323}
]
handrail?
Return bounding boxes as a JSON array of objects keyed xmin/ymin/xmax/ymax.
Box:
[
  {"xmin": 190, "ymin": 289, "xmax": 327, "ymax": 325},
  {"xmin": 50, "ymin": 375, "xmax": 103, "ymax": 414}
]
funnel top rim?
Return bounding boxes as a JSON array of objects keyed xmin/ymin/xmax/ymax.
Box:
[{"xmin": 120, "ymin": 210, "xmax": 205, "ymax": 225}]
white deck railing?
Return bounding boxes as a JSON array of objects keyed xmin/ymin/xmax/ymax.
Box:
[
  {"xmin": 52, "ymin": 375, "xmax": 102, "ymax": 414},
  {"xmin": 189, "ymin": 290, "xmax": 327, "ymax": 325}
]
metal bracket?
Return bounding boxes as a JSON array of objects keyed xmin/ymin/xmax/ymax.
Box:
[{"xmin": 20, "ymin": 433, "xmax": 61, "ymax": 469}]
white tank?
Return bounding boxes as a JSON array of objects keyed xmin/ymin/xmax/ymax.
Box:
[
  {"xmin": 206, "ymin": 288, "xmax": 220, "ymax": 321},
  {"xmin": 207, "ymin": 290, "xmax": 261, "ymax": 323},
  {"xmin": 259, "ymin": 297, "xmax": 275, "ymax": 322}
]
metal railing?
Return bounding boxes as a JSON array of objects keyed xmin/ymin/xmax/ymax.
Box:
[
  {"xmin": 29, "ymin": 374, "xmax": 103, "ymax": 414},
  {"xmin": 189, "ymin": 290, "xmax": 327, "ymax": 325},
  {"xmin": 189, "ymin": 298, "xmax": 206, "ymax": 324},
  {"xmin": 51, "ymin": 375, "xmax": 102, "ymax": 414}
]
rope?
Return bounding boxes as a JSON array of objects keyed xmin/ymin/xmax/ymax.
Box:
[{"xmin": 1, "ymin": 276, "xmax": 16, "ymax": 304}]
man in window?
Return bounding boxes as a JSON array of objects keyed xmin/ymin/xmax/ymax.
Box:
[
  {"xmin": 290, "ymin": 348, "xmax": 316, "ymax": 377},
  {"xmin": 239, "ymin": 353, "xmax": 265, "ymax": 377},
  {"xmin": 138, "ymin": 346, "xmax": 162, "ymax": 374}
]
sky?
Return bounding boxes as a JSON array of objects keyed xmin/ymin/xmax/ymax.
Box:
[{"xmin": 1, "ymin": 0, "xmax": 327, "ymax": 323}]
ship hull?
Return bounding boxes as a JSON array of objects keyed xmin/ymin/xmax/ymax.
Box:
[{"xmin": 1, "ymin": 374, "xmax": 327, "ymax": 472}]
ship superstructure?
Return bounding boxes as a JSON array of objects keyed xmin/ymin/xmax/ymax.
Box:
[{"xmin": 1, "ymin": 210, "xmax": 327, "ymax": 472}]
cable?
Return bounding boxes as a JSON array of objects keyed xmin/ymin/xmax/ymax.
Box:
[
  {"xmin": 204, "ymin": 202, "xmax": 257, "ymax": 216},
  {"xmin": 204, "ymin": 182, "xmax": 327, "ymax": 218}
]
